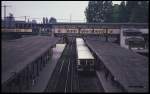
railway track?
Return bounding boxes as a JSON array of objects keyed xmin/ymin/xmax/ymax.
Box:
[
  {"xmin": 77, "ymin": 72, "xmax": 104, "ymax": 92},
  {"xmin": 44, "ymin": 44, "xmax": 69, "ymax": 92},
  {"xmin": 54, "ymin": 37, "xmax": 76, "ymax": 92},
  {"xmin": 45, "ymin": 37, "xmax": 104, "ymax": 93}
]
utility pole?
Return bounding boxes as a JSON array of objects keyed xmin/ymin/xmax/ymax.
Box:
[
  {"xmin": 25, "ymin": 16, "xmax": 27, "ymax": 22},
  {"xmin": 23, "ymin": 16, "xmax": 30, "ymax": 22},
  {"xmin": 84, "ymin": 17, "xmax": 86, "ymax": 22},
  {"xmin": 70, "ymin": 14, "xmax": 72, "ymax": 23},
  {"xmin": 1, "ymin": 5, "xmax": 12, "ymax": 29},
  {"xmin": 2, "ymin": 5, "xmax": 12, "ymax": 20}
]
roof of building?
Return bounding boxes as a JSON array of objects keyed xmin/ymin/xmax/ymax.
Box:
[
  {"xmin": 85, "ymin": 38, "xmax": 148, "ymax": 92},
  {"xmin": 2, "ymin": 36, "xmax": 59, "ymax": 84}
]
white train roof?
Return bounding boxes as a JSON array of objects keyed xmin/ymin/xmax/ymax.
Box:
[
  {"xmin": 76, "ymin": 38, "xmax": 94, "ymax": 59},
  {"xmin": 76, "ymin": 38, "xmax": 84, "ymax": 42},
  {"xmin": 77, "ymin": 49, "xmax": 94, "ymax": 59},
  {"xmin": 77, "ymin": 46, "xmax": 89, "ymax": 51}
]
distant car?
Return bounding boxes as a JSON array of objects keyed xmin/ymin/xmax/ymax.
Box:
[{"xmin": 76, "ymin": 38, "xmax": 95, "ymax": 72}]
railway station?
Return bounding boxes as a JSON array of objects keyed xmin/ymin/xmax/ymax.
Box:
[
  {"xmin": 1, "ymin": 1, "xmax": 149, "ymax": 93},
  {"xmin": 2, "ymin": 25, "xmax": 149, "ymax": 92}
]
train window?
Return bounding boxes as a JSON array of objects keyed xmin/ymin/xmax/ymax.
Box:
[
  {"xmin": 80, "ymin": 60, "xmax": 85, "ymax": 65},
  {"xmin": 88, "ymin": 59, "xmax": 94, "ymax": 65},
  {"xmin": 77, "ymin": 60, "xmax": 80, "ymax": 65}
]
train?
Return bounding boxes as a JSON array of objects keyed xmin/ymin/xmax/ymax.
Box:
[{"xmin": 76, "ymin": 38, "xmax": 95, "ymax": 72}]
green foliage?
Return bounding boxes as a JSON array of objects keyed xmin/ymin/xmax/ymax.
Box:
[
  {"xmin": 85, "ymin": 1, "xmax": 113, "ymax": 23},
  {"xmin": 103, "ymin": 1, "xmax": 113, "ymax": 22},
  {"xmin": 112, "ymin": 4, "xmax": 120, "ymax": 22},
  {"xmin": 128, "ymin": 1, "xmax": 148, "ymax": 23},
  {"xmin": 118, "ymin": 1, "xmax": 128, "ymax": 22},
  {"xmin": 85, "ymin": 1, "xmax": 149, "ymax": 23},
  {"xmin": 85, "ymin": 1, "xmax": 104, "ymax": 23}
]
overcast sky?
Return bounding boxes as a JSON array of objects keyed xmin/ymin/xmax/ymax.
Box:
[{"xmin": 2, "ymin": 1, "xmax": 121, "ymax": 23}]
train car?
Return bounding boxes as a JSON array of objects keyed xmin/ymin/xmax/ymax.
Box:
[
  {"xmin": 76, "ymin": 38, "xmax": 95, "ymax": 71},
  {"xmin": 76, "ymin": 38, "xmax": 85, "ymax": 45}
]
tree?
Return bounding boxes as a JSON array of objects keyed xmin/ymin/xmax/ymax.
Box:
[
  {"xmin": 85, "ymin": 1, "xmax": 101, "ymax": 22},
  {"xmin": 85, "ymin": 1, "xmax": 113, "ymax": 23},
  {"xmin": 85, "ymin": 1, "xmax": 105, "ymax": 23},
  {"xmin": 5, "ymin": 13, "xmax": 15, "ymax": 28},
  {"xmin": 43, "ymin": 17, "xmax": 46, "ymax": 24},
  {"xmin": 32, "ymin": 20, "xmax": 37, "ymax": 23},
  {"xmin": 112, "ymin": 4, "xmax": 120, "ymax": 22},
  {"xmin": 8, "ymin": 13, "xmax": 15, "ymax": 21},
  {"xmin": 142, "ymin": 1, "xmax": 149, "ymax": 23},
  {"xmin": 95, "ymin": 1, "xmax": 105, "ymax": 22},
  {"xmin": 118, "ymin": 1, "xmax": 128, "ymax": 22},
  {"xmin": 49, "ymin": 17, "xmax": 57, "ymax": 23},
  {"xmin": 129, "ymin": 1, "xmax": 148, "ymax": 23},
  {"xmin": 103, "ymin": 1, "xmax": 113, "ymax": 22},
  {"xmin": 85, "ymin": 1, "xmax": 148, "ymax": 23},
  {"xmin": 125, "ymin": 1, "xmax": 148, "ymax": 23},
  {"xmin": 46, "ymin": 17, "xmax": 48, "ymax": 24}
]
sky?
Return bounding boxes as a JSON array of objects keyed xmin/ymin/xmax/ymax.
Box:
[{"xmin": 2, "ymin": 1, "xmax": 121, "ymax": 23}]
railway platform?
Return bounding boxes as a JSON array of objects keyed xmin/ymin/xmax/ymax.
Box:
[
  {"xmin": 2, "ymin": 36, "xmax": 60, "ymax": 92},
  {"xmin": 26, "ymin": 44, "xmax": 66, "ymax": 92},
  {"xmin": 85, "ymin": 38, "xmax": 148, "ymax": 92}
]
